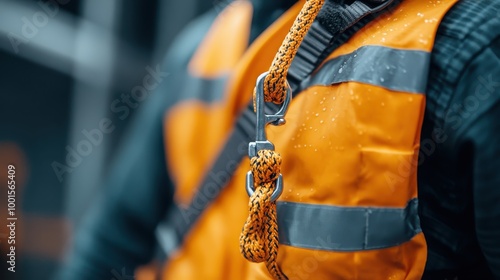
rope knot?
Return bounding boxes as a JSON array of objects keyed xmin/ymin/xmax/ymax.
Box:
[
  {"xmin": 240, "ymin": 149, "xmax": 286, "ymax": 279},
  {"xmin": 250, "ymin": 150, "xmax": 282, "ymax": 185}
]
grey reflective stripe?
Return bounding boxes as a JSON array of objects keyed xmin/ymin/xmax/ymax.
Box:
[
  {"xmin": 277, "ymin": 198, "xmax": 421, "ymax": 251},
  {"xmin": 303, "ymin": 45, "xmax": 430, "ymax": 94},
  {"xmin": 177, "ymin": 74, "xmax": 228, "ymax": 104}
]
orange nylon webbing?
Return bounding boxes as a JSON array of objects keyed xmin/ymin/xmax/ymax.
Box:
[{"xmin": 240, "ymin": 1, "xmax": 325, "ymax": 279}]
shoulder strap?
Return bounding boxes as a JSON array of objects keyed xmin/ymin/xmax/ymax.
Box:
[
  {"xmin": 156, "ymin": 0, "xmax": 403, "ymax": 257},
  {"xmin": 156, "ymin": 102, "xmax": 256, "ymax": 255}
]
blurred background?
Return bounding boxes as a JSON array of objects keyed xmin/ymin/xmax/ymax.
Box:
[{"xmin": 0, "ymin": 0, "xmax": 215, "ymax": 279}]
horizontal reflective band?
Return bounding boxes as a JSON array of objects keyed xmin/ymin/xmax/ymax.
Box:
[
  {"xmin": 277, "ymin": 198, "xmax": 421, "ymax": 251},
  {"xmin": 304, "ymin": 45, "xmax": 430, "ymax": 94},
  {"xmin": 181, "ymin": 74, "xmax": 228, "ymax": 103}
]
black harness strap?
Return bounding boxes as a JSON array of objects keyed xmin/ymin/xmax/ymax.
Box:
[{"xmin": 155, "ymin": 104, "xmax": 255, "ymax": 254}]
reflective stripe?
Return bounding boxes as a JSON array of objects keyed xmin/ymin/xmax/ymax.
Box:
[
  {"xmin": 179, "ymin": 74, "xmax": 228, "ymax": 103},
  {"xmin": 277, "ymin": 198, "xmax": 421, "ymax": 251},
  {"xmin": 288, "ymin": 0, "xmax": 402, "ymax": 88},
  {"xmin": 303, "ymin": 45, "xmax": 430, "ymax": 94}
]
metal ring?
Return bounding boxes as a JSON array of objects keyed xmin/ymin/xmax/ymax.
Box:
[{"xmin": 246, "ymin": 171, "xmax": 284, "ymax": 202}]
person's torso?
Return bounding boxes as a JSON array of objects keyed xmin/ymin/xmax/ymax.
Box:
[{"xmin": 160, "ymin": 0, "xmax": 465, "ymax": 279}]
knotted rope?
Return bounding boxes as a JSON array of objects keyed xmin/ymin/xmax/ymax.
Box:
[
  {"xmin": 240, "ymin": 150, "xmax": 285, "ymax": 279},
  {"xmin": 240, "ymin": 1, "xmax": 325, "ymax": 279}
]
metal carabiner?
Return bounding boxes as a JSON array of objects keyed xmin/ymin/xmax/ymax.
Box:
[{"xmin": 246, "ymin": 71, "xmax": 292, "ymax": 202}]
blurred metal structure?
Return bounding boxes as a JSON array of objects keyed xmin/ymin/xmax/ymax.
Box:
[
  {"xmin": 66, "ymin": 0, "xmax": 121, "ymax": 228},
  {"xmin": 0, "ymin": 0, "xmax": 213, "ymax": 278}
]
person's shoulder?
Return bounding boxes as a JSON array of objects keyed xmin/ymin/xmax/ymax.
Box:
[
  {"xmin": 433, "ymin": 0, "xmax": 500, "ymax": 69},
  {"xmin": 426, "ymin": 0, "xmax": 500, "ymax": 122}
]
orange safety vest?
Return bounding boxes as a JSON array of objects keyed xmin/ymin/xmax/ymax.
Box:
[{"xmin": 159, "ymin": 0, "xmax": 458, "ymax": 279}]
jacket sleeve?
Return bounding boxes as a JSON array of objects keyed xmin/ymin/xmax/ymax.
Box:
[
  {"xmin": 454, "ymin": 37, "xmax": 500, "ymax": 277},
  {"xmin": 56, "ymin": 84, "xmax": 174, "ymax": 280},
  {"xmin": 55, "ymin": 11, "xmax": 219, "ymax": 280}
]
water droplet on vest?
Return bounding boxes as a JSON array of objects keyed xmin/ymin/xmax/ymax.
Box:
[{"xmin": 419, "ymin": 38, "xmax": 429, "ymax": 45}]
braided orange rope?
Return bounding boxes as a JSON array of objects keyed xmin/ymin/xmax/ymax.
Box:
[
  {"xmin": 263, "ymin": 0, "xmax": 325, "ymax": 104},
  {"xmin": 240, "ymin": 1, "xmax": 325, "ymax": 279},
  {"xmin": 240, "ymin": 150, "xmax": 285, "ymax": 279}
]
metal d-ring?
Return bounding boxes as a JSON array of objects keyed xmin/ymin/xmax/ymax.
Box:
[{"xmin": 246, "ymin": 171, "xmax": 284, "ymax": 202}]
